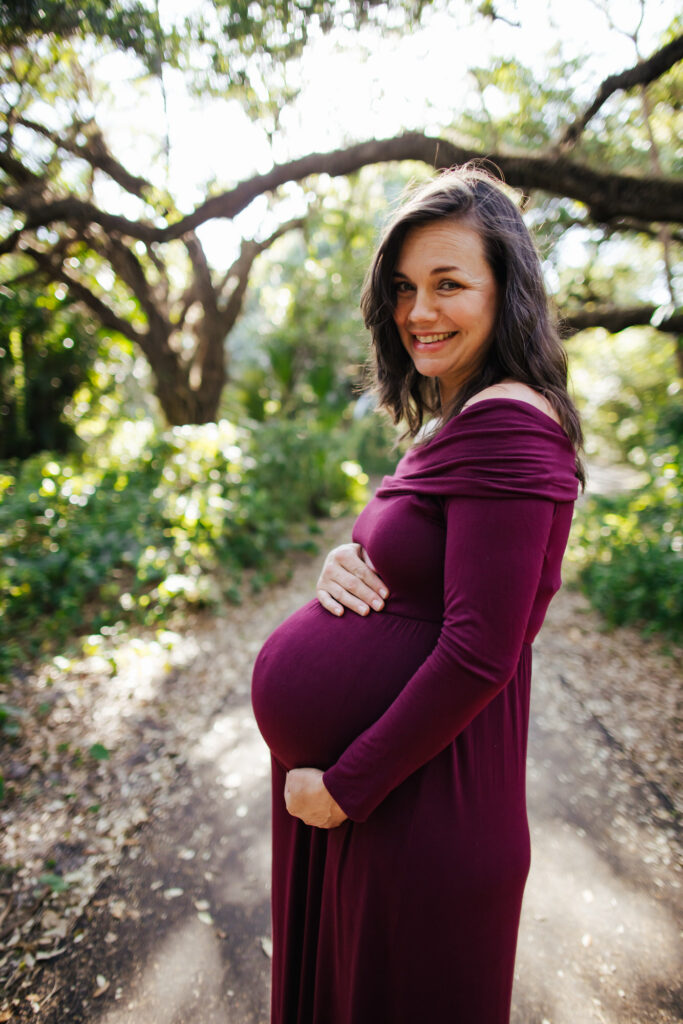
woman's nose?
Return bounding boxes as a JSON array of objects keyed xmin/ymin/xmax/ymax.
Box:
[{"xmin": 407, "ymin": 289, "xmax": 438, "ymax": 324}]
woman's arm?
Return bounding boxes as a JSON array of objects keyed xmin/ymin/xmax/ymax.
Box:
[
  {"xmin": 319, "ymin": 494, "xmax": 557, "ymax": 822},
  {"xmin": 316, "ymin": 543, "xmax": 389, "ymax": 617}
]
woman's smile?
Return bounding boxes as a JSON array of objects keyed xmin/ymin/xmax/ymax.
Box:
[
  {"xmin": 392, "ymin": 220, "xmax": 498, "ymax": 406},
  {"xmin": 411, "ymin": 330, "xmax": 458, "ymax": 345}
]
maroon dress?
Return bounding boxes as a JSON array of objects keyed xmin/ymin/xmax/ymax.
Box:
[{"xmin": 252, "ymin": 399, "xmax": 579, "ymax": 1024}]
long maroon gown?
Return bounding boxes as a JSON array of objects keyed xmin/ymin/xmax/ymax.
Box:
[{"xmin": 251, "ymin": 399, "xmax": 579, "ymax": 1024}]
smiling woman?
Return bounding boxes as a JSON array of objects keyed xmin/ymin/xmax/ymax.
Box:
[{"xmin": 252, "ymin": 165, "xmax": 584, "ymax": 1024}]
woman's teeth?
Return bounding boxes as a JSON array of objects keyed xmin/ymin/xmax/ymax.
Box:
[{"xmin": 414, "ymin": 331, "xmax": 455, "ymax": 344}]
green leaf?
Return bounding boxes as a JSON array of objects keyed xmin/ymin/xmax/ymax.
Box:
[
  {"xmin": 38, "ymin": 872, "xmax": 69, "ymax": 893},
  {"xmin": 89, "ymin": 742, "xmax": 111, "ymax": 761}
]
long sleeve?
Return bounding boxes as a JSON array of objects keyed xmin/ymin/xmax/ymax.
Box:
[{"xmin": 322, "ymin": 493, "xmax": 558, "ymax": 822}]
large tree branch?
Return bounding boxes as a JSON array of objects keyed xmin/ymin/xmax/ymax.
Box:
[
  {"xmin": 562, "ymin": 303, "xmax": 683, "ymax": 336},
  {"xmin": 183, "ymin": 232, "xmax": 218, "ymax": 318},
  {"xmin": 0, "ymin": 194, "xmax": 160, "ymax": 250},
  {"xmin": 557, "ymin": 33, "xmax": 683, "ymax": 152},
  {"xmin": 21, "ymin": 243, "xmax": 148, "ymax": 344},
  {"xmin": 217, "ymin": 217, "xmax": 305, "ymax": 335},
  {"xmin": 0, "ymin": 147, "xmax": 46, "ymax": 187},
  {"xmin": 15, "ymin": 116, "xmax": 155, "ymax": 198},
  {"xmin": 84, "ymin": 227, "xmax": 166, "ymax": 331},
  {"xmin": 2, "ymin": 134, "xmax": 683, "ymax": 253},
  {"xmin": 166, "ymin": 135, "xmax": 683, "ymax": 234}
]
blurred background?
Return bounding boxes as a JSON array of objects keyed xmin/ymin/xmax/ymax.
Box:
[{"xmin": 0, "ymin": 0, "xmax": 680, "ymax": 697}]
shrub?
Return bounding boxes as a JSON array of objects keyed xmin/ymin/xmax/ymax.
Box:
[
  {"xmin": 0, "ymin": 416, "xmax": 367, "ymax": 681},
  {"xmin": 568, "ymin": 448, "xmax": 682, "ymax": 639}
]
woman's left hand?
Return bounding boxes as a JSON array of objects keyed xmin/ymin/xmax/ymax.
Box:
[{"xmin": 284, "ymin": 768, "xmax": 348, "ymax": 829}]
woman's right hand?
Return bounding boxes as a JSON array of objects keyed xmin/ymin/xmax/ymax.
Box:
[{"xmin": 316, "ymin": 543, "xmax": 389, "ymax": 617}]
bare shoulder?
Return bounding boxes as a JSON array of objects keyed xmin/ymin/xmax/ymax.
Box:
[{"xmin": 463, "ymin": 381, "xmax": 561, "ymax": 425}]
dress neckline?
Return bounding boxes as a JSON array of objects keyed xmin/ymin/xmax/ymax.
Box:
[{"xmin": 457, "ymin": 396, "xmax": 568, "ymax": 435}]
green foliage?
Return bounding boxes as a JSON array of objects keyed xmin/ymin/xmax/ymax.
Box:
[
  {"xmin": 568, "ymin": 328, "xmax": 682, "ymax": 640},
  {"xmin": 225, "ymin": 168, "xmax": 423, "ymax": 429},
  {"xmin": 344, "ymin": 409, "xmax": 403, "ymax": 476},
  {"xmin": 190, "ymin": 0, "xmax": 428, "ymax": 117},
  {"xmin": 225, "ymin": 182, "xmax": 378, "ymax": 424},
  {"xmin": 88, "ymin": 742, "xmax": 110, "ymax": 761},
  {"xmin": 0, "ymin": 0, "xmax": 171, "ymax": 72},
  {"xmin": 37, "ymin": 872, "xmax": 69, "ymax": 893},
  {"xmin": 0, "ymin": 702, "xmax": 26, "ymax": 738},
  {"xmin": 570, "ymin": 462, "xmax": 682, "ymax": 638},
  {"xmin": 569, "ymin": 328, "xmax": 680, "ymax": 466},
  {"xmin": 0, "ymin": 284, "xmax": 100, "ymax": 458},
  {"xmin": 0, "ymin": 415, "xmax": 365, "ymax": 682}
]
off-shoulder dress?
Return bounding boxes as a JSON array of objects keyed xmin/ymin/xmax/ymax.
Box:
[{"xmin": 251, "ymin": 399, "xmax": 579, "ymax": 1024}]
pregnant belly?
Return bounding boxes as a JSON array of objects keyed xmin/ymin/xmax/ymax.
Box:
[{"xmin": 251, "ymin": 600, "xmax": 440, "ymax": 770}]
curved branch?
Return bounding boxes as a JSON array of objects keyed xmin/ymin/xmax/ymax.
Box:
[
  {"xmin": 557, "ymin": 33, "xmax": 683, "ymax": 151},
  {"xmin": 183, "ymin": 232, "xmax": 217, "ymax": 317},
  {"xmin": 0, "ymin": 147, "xmax": 45, "ymax": 186},
  {"xmin": 15, "ymin": 116, "xmax": 154, "ymax": 198},
  {"xmin": 2, "ymin": 133, "xmax": 683, "ymax": 251},
  {"xmin": 0, "ymin": 194, "xmax": 159, "ymax": 251},
  {"xmin": 21, "ymin": 243, "xmax": 147, "ymax": 344},
  {"xmin": 162, "ymin": 135, "xmax": 683, "ymax": 235},
  {"xmin": 217, "ymin": 217, "xmax": 305, "ymax": 334},
  {"xmin": 562, "ymin": 303, "xmax": 683, "ymax": 336}
]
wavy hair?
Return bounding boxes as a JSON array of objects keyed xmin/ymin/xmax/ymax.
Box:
[{"xmin": 360, "ymin": 165, "xmax": 584, "ymax": 483}]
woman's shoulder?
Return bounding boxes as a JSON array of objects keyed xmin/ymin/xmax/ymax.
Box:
[{"xmin": 462, "ymin": 381, "xmax": 561, "ymax": 426}]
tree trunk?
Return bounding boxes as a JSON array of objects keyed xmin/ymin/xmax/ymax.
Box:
[{"xmin": 143, "ymin": 321, "xmax": 227, "ymax": 426}]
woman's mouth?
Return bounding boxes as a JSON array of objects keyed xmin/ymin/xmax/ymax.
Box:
[{"xmin": 412, "ymin": 331, "xmax": 457, "ymax": 345}]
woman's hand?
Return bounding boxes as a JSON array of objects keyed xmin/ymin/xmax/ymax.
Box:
[
  {"xmin": 285, "ymin": 768, "xmax": 348, "ymax": 829},
  {"xmin": 316, "ymin": 543, "xmax": 389, "ymax": 617}
]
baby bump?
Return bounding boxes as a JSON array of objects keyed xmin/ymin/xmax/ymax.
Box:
[{"xmin": 251, "ymin": 600, "xmax": 440, "ymax": 770}]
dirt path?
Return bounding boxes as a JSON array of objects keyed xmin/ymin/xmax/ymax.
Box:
[{"xmin": 1, "ymin": 514, "xmax": 680, "ymax": 1024}]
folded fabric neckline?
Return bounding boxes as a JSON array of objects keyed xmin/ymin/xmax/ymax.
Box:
[{"xmin": 376, "ymin": 398, "xmax": 580, "ymax": 503}]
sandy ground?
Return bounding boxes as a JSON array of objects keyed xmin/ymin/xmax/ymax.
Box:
[{"xmin": 1, "ymin": 513, "xmax": 680, "ymax": 1023}]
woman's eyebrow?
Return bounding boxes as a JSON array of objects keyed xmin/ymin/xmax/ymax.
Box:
[{"xmin": 393, "ymin": 265, "xmax": 464, "ymax": 276}]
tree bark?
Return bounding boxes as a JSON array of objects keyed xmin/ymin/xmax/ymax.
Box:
[
  {"xmin": 557, "ymin": 33, "xmax": 683, "ymax": 151},
  {"xmin": 561, "ymin": 304, "xmax": 683, "ymax": 336}
]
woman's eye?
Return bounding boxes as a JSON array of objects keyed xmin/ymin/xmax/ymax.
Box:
[
  {"xmin": 439, "ymin": 280, "xmax": 462, "ymax": 291},
  {"xmin": 394, "ymin": 281, "xmax": 413, "ymax": 294}
]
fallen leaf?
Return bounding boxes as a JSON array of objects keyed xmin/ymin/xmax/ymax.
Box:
[
  {"xmin": 94, "ymin": 974, "xmax": 110, "ymax": 997},
  {"xmin": 35, "ymin": 945, "xmax": 66, "ymax": 961},
  {"xmin": 260, "ymin": 936, "xmax": 273, "ymax": 959},
  {"xmin": 163, "ymin": 887, "xmax": 184, "ymax": 900},
  {"xmin": 197, "ymin": 911, "xmax": 213, "ymax": 926},
  {"xmin": 109, "ymin": 899, "xmax": 127, "ymax": 920}
]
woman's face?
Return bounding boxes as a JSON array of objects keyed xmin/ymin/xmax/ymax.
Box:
[{"xmin": 392, "ymin": 219, "xmax": 498, "ymax": 407}]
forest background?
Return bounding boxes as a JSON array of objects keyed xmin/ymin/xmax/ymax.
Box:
[{"xmin": 0, "ymin": 0, "xmax": 681, "ymax": 762}]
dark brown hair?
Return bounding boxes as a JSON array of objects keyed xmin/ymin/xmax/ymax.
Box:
[{"xmin": 360, "ymin": 164, "xmax": 584, "ymax": 483}]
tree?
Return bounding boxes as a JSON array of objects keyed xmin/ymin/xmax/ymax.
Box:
[{"xmin": 0, "ymin": 2, "xmax": 681, "ymax": 425}]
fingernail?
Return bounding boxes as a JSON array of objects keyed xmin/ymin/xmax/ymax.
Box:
[
  {"xmin": 371, "ymin": 599, "xmax": 383, "ymax": 611},
  {"xmin": 379, "ymin": 588, "xmax": 388, "ymax": 599}
]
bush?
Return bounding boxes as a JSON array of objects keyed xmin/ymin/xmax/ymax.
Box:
[
  {"xmin": 569, "ymin": 448, "xmax": 682, "ymax": 639},
  {"xmin": 0, "ymin": 416, "xmax": 367, "ymax": 680},
  {"xmin": 0, "ymin": 285, "xmax": 99, "ymax": 459}
]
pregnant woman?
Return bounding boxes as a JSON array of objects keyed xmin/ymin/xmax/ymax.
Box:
[{"xmin": 252, "ymin": 165, "xmax": 584, "ymax": 1024}]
